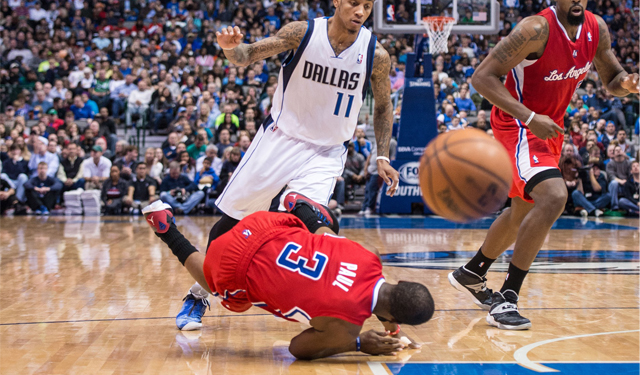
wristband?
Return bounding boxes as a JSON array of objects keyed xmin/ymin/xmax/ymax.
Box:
[
  {"xmin": 524, "ymin": 111, "xmax": 535, "ymax": 126},
  {"xmin": 376, "ymin": 156, "xmax": 390, "ymax": 163},
  {"xmin": 356, "ymin": 336, "xmax": 361, "ymax": 352},
  {"xmin": 389, "ymin": 324, "xmax": 401, "ymax": 336}
]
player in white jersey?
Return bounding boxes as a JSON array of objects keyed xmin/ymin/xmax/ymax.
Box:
[{"xmin": 172, "ymin": 0, "xmax": 400, "ymax": 331}]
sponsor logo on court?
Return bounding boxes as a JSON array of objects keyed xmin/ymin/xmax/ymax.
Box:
[{"xmin": 398, "ymin": 162, "xmax": 421, "ymax": 184}]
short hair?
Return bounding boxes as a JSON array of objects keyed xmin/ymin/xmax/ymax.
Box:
[
  {"xmin": 206, "ymin": 144, "xmax": 218, "ymax": 153},
  {"xmin": 389, "ymin": 282, "xmax": 434, "ymax": 325},
  {"xmin": 9, "ymin": 144, "xmax": 20, "ymax": 152},
  {"xmin": 38, "ymin": 161, "xmax": 48, "ymax": 168},
  {"xmin": 168, "ymin": 161, "xmax": 180, "ymax": 170},
  {"xmin": 204, "ymin": 157, "xmax": 213, "ymax": 164},
  {"xmin": 125, "ymin": 145, "xmax": 138, "ymax": 153},
  {"xmin": 196, "ymin": 134, "xmax": 205, "ymax": 142}
]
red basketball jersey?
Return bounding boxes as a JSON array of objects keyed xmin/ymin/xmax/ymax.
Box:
[
  {"xmin": 246, "ymin": 229, "xmax": 385, "ymax": 326},
  {"xmin": 493, "ymin": 6, "xmax": 600, "ymax": 134},
  {"xmin": 203, "ymin": 211, "xmax": 385, "ymax": 326}
]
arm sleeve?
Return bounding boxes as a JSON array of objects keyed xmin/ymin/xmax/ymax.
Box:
[
  {"xmin": 74, "ymin": 162, "xmax": 85, "ymax": 182},
  {"xmin": 56, "ymin": 163, "xmax": 67, "ymax": 182},
  {"xmin": 159, "ymin": 178, "xmax": 169, "ymax": 192},
  {"xmin": 50, "ymin": 178, "xmax": 63, "ymax": 191},
  {"xmin": 23, "ymin": 178, "xmax": 34, "ymax": 190}
]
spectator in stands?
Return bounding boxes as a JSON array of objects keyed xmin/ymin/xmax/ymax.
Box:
[
  {"xmin": 1, "ymin": 144, "xmax": 29, "ymax": 203},
  {"xmin": 237, "ymin": 134, "xmax": 251, "ymax": 155},
  {"xmin": 448, "ymin": 117, "xmax": 465, "ymax": 131},
  {"xmin": 217, "ymin": 147, "xmax": 242, "ymax": 194},
  {"xmin": 111, "ymin": 74, "xmax": 137, "ymax": 123},
  {"xmin": 607, "ymin": 145, "xmax": 632, "ymax": 210},
  {"xmin": 79, "ymin": 127, "xmax": 97, "ymax": 155},
  {"xmin": 571, "ymin": 163, "xmax": 610, "ymax": 218},
  {"xmin": 178, "ymin": 151, "xmax": 196, "ymax": 181},
  {"xmin": 32, "ymin": 90, "xmax": 52, "ymax": 113},
  {"xmin": 84, "ymin": 145, "xmax": 112, "ymax": 190},
  {"xmin": 335, "ymin": 142, "xmax": 366, "ymax": 207},
  {"xmin": 216, "ymin": 128, "xmax": 233, "ymax": 157},
  {"xmin": 91, "ymin": 69, "xmax": 111, "ymax": 109},
  {"xmin": 151, "ymin": 87, "xmax": 176, "ymax": 134},
  {"xmin": 616, "ymin": 129, "xmax": 633, "ymax": 155},
  {"xmin": 163, "ymin": 132, "xmax": 179, "ymax": 161},
  {"xmin": 101, "ymin": 165, "xmax": 132, "ymax": 215},
  {"xmin": 354, "ymin": 127, "xmax": 372, "ymax": 158},
  {"xmin": 0, "ymin": 174, "xmax": 20, "ymax": 215},
  {"xmin": 455, "ymin": 87, "xmax": 476, "ymax": 112},
  {"xmin": 28, "ymin": 136, "xmax": 58, "ymax": 178},
  {"xmin": 24, "ymin": 161, "xmax": 62, "ymax": 215},
  {"xmin": 437, "ymin": 104, "xmax": 455, "ymax": 127},
  {"xmin": 619, "ymin": 161, "xmax": 639, "ymax": 215},
  {"xmin": 114, "ymin": 145, "xmax": 139, "ymax": 181},
  {"xmin": 127, "ymin": 163, "xmax": 159, "ymax": 213},
  {"xmin": 187, "ymin": 134, "xmax": 207, "ymax": 160},
  {"xmin": 69, "ymin": 95, "xmax": 94, "ymax": 120},
  {"xmin": 159, "ymin": 161, "xmax": 205, "ymax": 215},
  {"xmin": 58, "ymin": 142, "xmax": 85, "ymax": 193},
  {"xmin": 602, "ymin": 122, "xmax": 619, "ymax": 150},
  {"xmin": 359, "ymin": 144, "xmax": 380, "ymax": 216},
  {"xmin": 94, "ymin": 111, "xmax": 118, "ymax": 153},
  {"xmin": 144, "ymin": 147, "xmax": 164, "ymax": 184},
  {"xmin": 127, "ymin": 80, "xmax": 153, "ymax": 128},
  {"xmin": 196, "ymin": 145, "xmax": 222, "ymax": 176},
  {"xmin": 194, "ymin": 156, "xmax": 220, "ymax": 188}
]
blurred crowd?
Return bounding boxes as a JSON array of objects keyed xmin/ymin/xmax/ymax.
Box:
[{"xmin": 0, "ymin": 0, "xmax": 637, "ymax": 216}]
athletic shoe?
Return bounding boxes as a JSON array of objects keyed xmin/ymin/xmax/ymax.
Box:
[
  {"xmin": 283, "ymin": 192, "xmax": 340, "ymax": 233},
  {"xmin": 595, "ymin": 209, "xmax": 604, "ymax": 217},
  {"xmin": 41, "ymin": 206, "xmax": 50, "ymax": 216},
  {"xmin": 580, "ymin": 209, "xmax": 588, "ymax": 218},
  {"xmin": 486, "ymin": 290, "xmax": 532, "ymax": 330},
  {"xmin": 142, "ymin": 200, "xmax": 175, "ymax": 234},
  {"xmin": 176, "ymin": 292, "xmax": 210, "ymax": 331},
  {"xmin": 448, "ymin": 267, "xmax": 493, "ymax": 311}
]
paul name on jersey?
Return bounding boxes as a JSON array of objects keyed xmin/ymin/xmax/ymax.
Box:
[{"xmin": 302, "ymin": 60, "xmax": 360, "ymax": 90}]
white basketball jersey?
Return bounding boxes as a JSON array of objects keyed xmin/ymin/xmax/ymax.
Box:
[{"xmin": 269, "ymin": 17, "xmax": 377, "ymax": 146}]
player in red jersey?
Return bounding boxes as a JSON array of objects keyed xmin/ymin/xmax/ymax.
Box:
[
  {"xmin": 448, "ymin": 0, "xmax": 639, "ymax": 330},
  {"xmin": 143, "ymin": 199, "xmax": 434, "ymax": 359}
]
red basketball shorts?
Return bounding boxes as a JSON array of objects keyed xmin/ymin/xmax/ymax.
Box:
[
  {"xmin": 202, "ymin": 211, "xmax": 306, "ymax": 312},
  {"xmin": 491, "ymin": 115, "xmax": 563, "ymax": 203}
]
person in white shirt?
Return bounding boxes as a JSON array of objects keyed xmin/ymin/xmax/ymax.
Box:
[
  {"xmin": 79, "ymin": 67, "xmax": 94, "ymax": 91},
  {"xmin": 50, "ymin": 80, "xmax": 68, "ymax": 100},
  {"xmin": 28, "ymin": 2, "xmax": 48, "ymax": 21},
  {"xmin": 196, "ymin": 145, "xmax": 222, "ymax": 176},
  {"xmin": 126, "ymin": 80, "xmax": 153, "ymax": 128},
  {"xmin": 68, "ymin": 62, "xmax": 88, "ymax": 89},
  {"xmin": 28, "ymin": 137, "xmax": 59, "ymax": 178},
  {"xmin": 83, "ymin": 145, "xmax": 112, "ymax": 190}
]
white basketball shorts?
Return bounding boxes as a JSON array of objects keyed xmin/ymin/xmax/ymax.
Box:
[{"xmin": 215, "ymin": 118, "xmax": 348, "ymax": 220}]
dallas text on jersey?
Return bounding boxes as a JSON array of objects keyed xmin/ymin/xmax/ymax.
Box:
[{"xmin": 302, "ymin": 61, "xmax": 360, "ymax": 90}]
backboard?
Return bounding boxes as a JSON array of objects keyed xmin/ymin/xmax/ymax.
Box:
[{"xmin": 374, "ymin": 0, "xmax": 501, "ymax": 35}]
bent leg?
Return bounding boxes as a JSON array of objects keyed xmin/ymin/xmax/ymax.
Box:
[{"xmin": 479, "ymin": 197, "xmax": 534, "ymax": 260}]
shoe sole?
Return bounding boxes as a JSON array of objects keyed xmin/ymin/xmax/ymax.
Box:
[
  {"xmin": 486, "ymin": 314, "xmax": 532, "ymax": 330},
  {"xmin": 448, "ymin": 272, "xmax": 491, "ymax": 311},
  {"xmin": 179, "ymin": 321, "xmax": 203, "ymax": 331}
]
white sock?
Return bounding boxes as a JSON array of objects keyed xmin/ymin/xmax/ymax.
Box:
[{"xmin": 189, "ymin": 282, "xmax": 210, "ymax": 299}]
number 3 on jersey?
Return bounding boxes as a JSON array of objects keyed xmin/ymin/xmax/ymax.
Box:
[
  {"xmin": 276, "ymin": 242, "xmax": 328, "ymax": 281},
  {"xmin": 334, "ymin": 92, "xmax": 354, "ymax": 118}
]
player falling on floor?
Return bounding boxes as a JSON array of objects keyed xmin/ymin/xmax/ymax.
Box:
[
  {"xmin": 174, "ymin": 0, "xmax": 401, "ymax": 331},
  {"xmin": 144, "ymin": 200, "xmax": 433, "ymax": 359},
  {"xmin": 448, "ymin": 0, "xmax": 639, "ymax": 329}
]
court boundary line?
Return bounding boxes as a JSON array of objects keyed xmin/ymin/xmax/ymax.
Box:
[
  {"xmin": 513, "ymin": 329, "xmax": 640, "ymax": 372},
  {"xmin": 0, "ymin": 307, "xmax": 637, "ymax": 326}
]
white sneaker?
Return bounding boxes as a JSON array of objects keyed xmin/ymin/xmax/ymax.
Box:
[
  {"xmin": 364, "ymin": 208, "xmax": 372, "ymax": 215},
  {"xmin": 580, "ymin": 209, "xmax": 588, "ymax": 218},
  {"xmin": 595, "ymin": 209, "xmax": 604, "ymax": 217},
  {"xmin": 357, "ymin": 210, "xmax": 366, "ymax": 216}
]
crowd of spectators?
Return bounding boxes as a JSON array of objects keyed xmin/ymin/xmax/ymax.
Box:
[{"xmin": 0, "ymin": 0, "xmax": 637, "ymax": 216}]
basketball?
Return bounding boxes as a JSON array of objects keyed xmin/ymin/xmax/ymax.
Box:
[{"xmin": 419, "ymin": 128, "xmax": 513, "ymax": 223}]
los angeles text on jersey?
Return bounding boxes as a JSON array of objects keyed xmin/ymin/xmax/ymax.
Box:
[
  {"xmin": 543, "ymin": 62, "xmax": 592, "ymax": 82},
  {"xmin": 302, "ymin": 61, "xmax": 360, "ymax": 90}
]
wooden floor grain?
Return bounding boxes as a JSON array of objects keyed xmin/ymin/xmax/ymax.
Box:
[{"xmin": 0, "ymin": 215, "xmax": 638, "ymax": 375}]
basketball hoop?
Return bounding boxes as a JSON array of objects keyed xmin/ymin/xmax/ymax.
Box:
[{"xmin": 422, "ymin": 16, "xmax": 456, "ymax": 55}]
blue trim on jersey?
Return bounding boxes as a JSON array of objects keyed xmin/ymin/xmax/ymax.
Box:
[
  {"xmin": 281, "ymin": 19, "xmax": 314, "ymax": 93},
  {"xmin": 323, "ymin": 17, "xmax": 364, "ymax": 58},
  {"xmin": 511, "ymin": 68, "xmax": 529, "ymax": 183},
  {"xmin": 362, "ymin": 35, "xmax": 377, "ymax": 100}
]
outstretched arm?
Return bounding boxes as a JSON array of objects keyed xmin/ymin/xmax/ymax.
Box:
[
  {"xmin": 217, "ymin": 22, "xmax": 307, "ymax": 67},
  {"xmin": 593, "ymin": 15, "xmax": 639, "ymax": 96},
  {"xmin": 370, "ymin": 42, "xmax": 400, "ymax": 197},
  {"xmin": 472, "ymin": 16, "xmax": 563, "ymax": 140}
]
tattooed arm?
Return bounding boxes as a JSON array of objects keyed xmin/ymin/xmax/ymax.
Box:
[
  {"xmin": 217, "ymin": 22, "xmax": 307, "ymax": 67},
  {"xmin": 472, "ymin": 16, "xmax": 563, "ymax": 139},
  {"xmin": 370, "ymin": 42, "xmax": 400, "ymax": 196},
  {"xmin": 471, "ymin": 16, "xmax": 549, "ymax": 122},
  {"xmin": 593, "ymin": 15, "xmax": 639, "ymax": 96}
]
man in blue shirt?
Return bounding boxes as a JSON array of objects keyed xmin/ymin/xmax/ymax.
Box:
[
  {"xmin": 454, "ymin": 87, "xmax": 477, "ymax": 112},
  {"xmin": 1, "ymin": 144, "xmax": 29, "ymax": 202},
  {"xmin": 70, "ymin": 96, "xmax": 94, "ymax": 120},
  {"xmin": 159, "ymin": 162, "xmax": 205, "ymax": 215},
  {"xmin": 24, "ymin": 161, "xmax": 63, "ymax": 215}
]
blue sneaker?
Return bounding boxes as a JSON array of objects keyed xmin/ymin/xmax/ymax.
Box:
[{"xmin": 176, "ymin": 292, "xmax": 210, "ymax": 331}]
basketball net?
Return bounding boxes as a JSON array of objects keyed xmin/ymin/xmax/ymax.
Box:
[{"xmin": 422, "ymin": 17, "xmax": 456, "ymax": 55}]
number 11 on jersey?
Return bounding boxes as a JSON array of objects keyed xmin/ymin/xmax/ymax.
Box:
[{"xmin": 334, "ymin": 92, "xmax": 354, "ymax": 118}]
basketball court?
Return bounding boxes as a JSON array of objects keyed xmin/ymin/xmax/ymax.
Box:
[{"xmin": 0, "ymin": 214, "xmax": 638, "ymax": 374}]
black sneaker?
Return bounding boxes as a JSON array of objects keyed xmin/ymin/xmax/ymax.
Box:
[
  {"xmin": 486, "ymin": 290, "xmax": 532, "ymax": 330},
  {"xmin": 448, "ymin": 267, "xmax": 493, "ymax": 310}
]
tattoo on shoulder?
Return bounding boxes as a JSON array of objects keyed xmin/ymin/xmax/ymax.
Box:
[
  {"xmin": 229, "ymin": 21, "xmax": 308, "ymax": 66},
  {"xmin": 492, "ymin": 18, "xmax": 548, "ymax": 65},
  {"xmin": 371, "ymin": 43, "xmax": 391, "ymax": 79},
  {"xmin": 596, "ymin": 17, "xmax": 611, "ymax": 50},
  {"xmin": 276, "ymin": 21, "xmax": 308, "ymax": 49}
]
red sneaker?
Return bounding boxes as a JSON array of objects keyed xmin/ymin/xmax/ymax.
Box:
[
  {"xmin": 142, "ymin": 201, "xmax": 175, "ymax": 234},
  {"xmin": 283, "ymin": 192, "xmax": 339, "ymax": 233}
]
